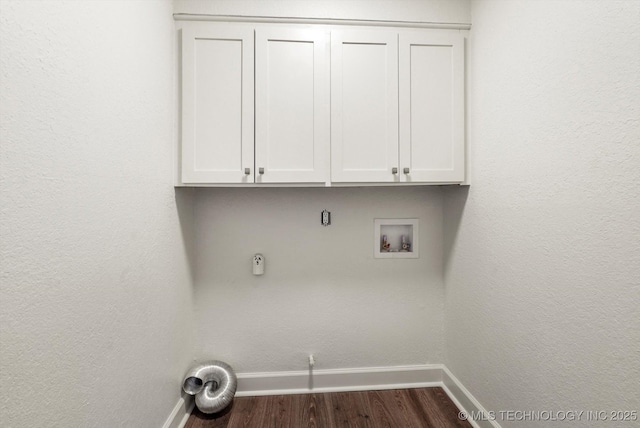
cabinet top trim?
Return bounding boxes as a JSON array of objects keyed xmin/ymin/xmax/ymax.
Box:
[{"xmin": 173, "ymin": 13, "xmax": 471, "ymax": 30}]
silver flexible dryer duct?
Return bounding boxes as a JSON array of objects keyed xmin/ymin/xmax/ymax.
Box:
[{"xmin": 182, "ymin": 361, "xmax": 237, "ymax": 414}]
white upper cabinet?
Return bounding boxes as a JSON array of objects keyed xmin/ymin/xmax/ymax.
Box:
[
  {"xmin": 331, "ymin": 30, "xmax": 399, "ymax": 183},
  {"xmin": 255, "ymin": 28, "xmax": 330, "ymax": 183},
  {"xmin": 178, "ymin": 21, "xmax": 466, "ymax": 186},
  {"xmin": 181, "ymin": 26, "xmax": 254, "ymax": 184},
  {"xmin": 399, "ymin": 32, "xmax": 465, "ymax": 183}
]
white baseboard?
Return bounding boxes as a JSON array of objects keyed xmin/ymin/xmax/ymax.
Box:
[
  {"xmin": 162, "ymin": 393, "xmax": 194, "ymax": 428},
  {"xmin": 162, "ymin": 365, "xmax": 499, "ymax": 428},
  {"xmin": 236, "ymin": 364, "xmax": 444, "ymax": 397},
  {"xmin": 442, "ymin": 366, "xmax": 501, "ymax": 428}
]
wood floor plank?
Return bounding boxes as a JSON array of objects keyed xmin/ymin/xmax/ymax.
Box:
[
  {"xmin": 330, "ymin": 391, "xmax": 374, "ymax": 428},
  {"xmin": 184, "ymin": 387, "xmax": 471, "ymax": 428},
  {"xmin": 409, "ymin": 388, "xmax": 472, "ymax": 427},
  {"xmin": 225, "ymin": 396, "xmax": 270, "ymax": 428},
  {"xmin": 266, "ymin": 394, "xmax": 301, "ymax": 427},
  {"xmin": 368, "ymin": 389, "xmax": 430, "ymax": 428},
  {"xmin": 299, "ymin": 393, "xmax": 335, "ymax": 428},
  {"xmin": 367, "ymin": 389, "xmax": 400, "ymax": 428}
]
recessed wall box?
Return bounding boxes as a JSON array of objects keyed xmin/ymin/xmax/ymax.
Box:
[{"xmin": 374, "ymin": 219, "xmax": 419, "ymax": 259}]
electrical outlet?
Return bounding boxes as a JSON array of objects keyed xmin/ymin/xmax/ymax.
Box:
[
  {"xmin": 253, "ymin": 254, "xmax": 264, "ymax": 275},
  {"xmin": 321, "ymin": 210, "xmax": 331, "ymax": 226}
]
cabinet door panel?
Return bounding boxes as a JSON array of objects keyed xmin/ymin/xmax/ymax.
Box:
[
  {"xmin": 399, "ymin": 33, "xmax": 464, "ymax": 182},
  {"xmin": 181, "ymin": 26, "xmax": 254, "ymax": 183},
  {"xmin": 255, "ymin": 28, "xmax": 329, "ymax": 183},
  {"xmin": 332, "ymin": 31, "xmax": 398, "ymax": 183}
]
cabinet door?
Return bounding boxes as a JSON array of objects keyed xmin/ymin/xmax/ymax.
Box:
[
  {"xmin": 331, "ymin": 30, "xmax": 399, "ymax": 183},
  {"xmin": 181, "ymin": 26, "xmax": 254, "ymax": 184},
  {"xmin": 399, "ymin": 32, "xmax": 464, "ymax": 183},
  {"xmin": 255, "ymin": 28, "xmax": 329, "ymax": 183}
]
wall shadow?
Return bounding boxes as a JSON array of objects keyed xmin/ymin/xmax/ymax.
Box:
[
  {"xmin": 442, "ymin": 185, "xmax": 469, "ymax": 275},
  {"xmin": 175, "ymin": 186, "xmax": 196, "ymax": 284}
]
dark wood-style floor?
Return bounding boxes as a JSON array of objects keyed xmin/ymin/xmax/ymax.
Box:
[{"xmin": 185, "ymin": 387, "xmax": 472, "ymax": 428}]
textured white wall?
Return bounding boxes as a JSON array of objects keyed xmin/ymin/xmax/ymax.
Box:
[
  {"xmin": 0, "ymin": 1, "xmax": 195, "ymax": 427},
  {"xmin": 194, "ymin": 188, "xmax": 444, "ymax": 371},
  {"xmin": 178, "ymin": 0, "xmax": 470, "ymax": 373},
  {"xmin": 174, "ymin": 0, "xmax": 471, "ymax": 23},
  {"xmin": 444, "ymin": 0, "xmax": 640, "ymax": 426}
]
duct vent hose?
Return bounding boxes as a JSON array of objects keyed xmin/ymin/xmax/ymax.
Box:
[{"xmin": 182, "ymin": 361, "xmax": 237, "ymax": 414}]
